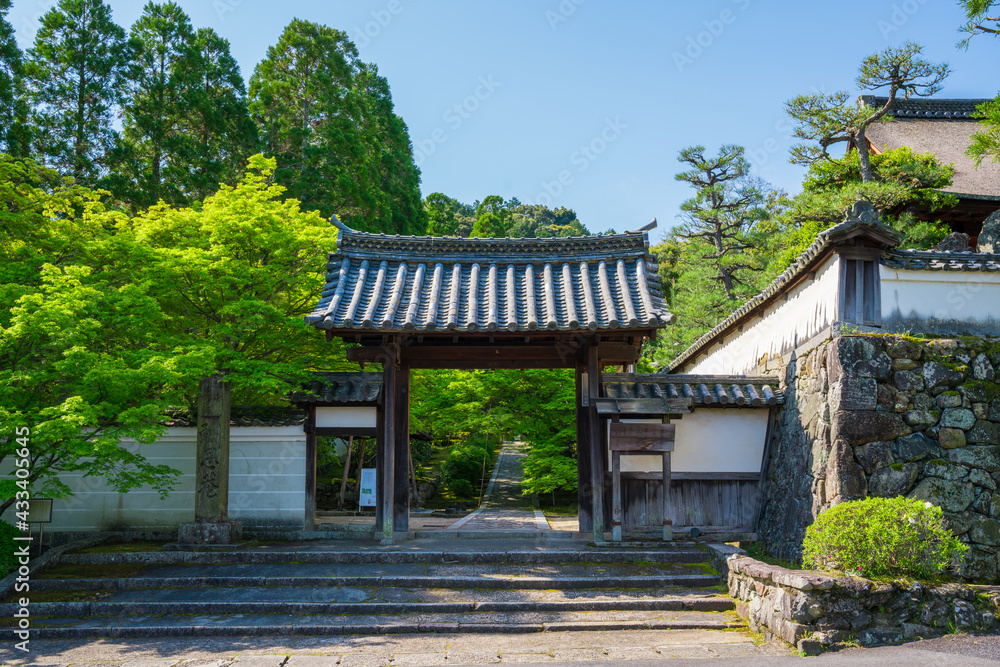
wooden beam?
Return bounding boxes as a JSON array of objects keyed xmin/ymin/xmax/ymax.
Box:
[
  {"xmin": 594, "ymin": 398, "xmax": 691, "ymax": 416},
  {"xmin": 346, "ymin": 341, "xmax": 643, "ymax": 369},
  {"xmin": 304, "ymin": 408, "xmax": 316, "ymax": 530},
  {"xmin": 380, "ymin": 342, "xmax": 397, "ymax": 545},
  {"xmin": 313, "ymin": 427, "xmax": 377, "ymax": 437}
]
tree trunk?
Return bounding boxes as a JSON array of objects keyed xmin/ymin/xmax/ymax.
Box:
[{"xmin": 854, "ymin": 131, "xmax": 876, "ymax": 183}]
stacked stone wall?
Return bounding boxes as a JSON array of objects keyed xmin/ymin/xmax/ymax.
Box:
[{"xmin": 758, "ymin": 333, "xmax": 1000, "ymax": 582}]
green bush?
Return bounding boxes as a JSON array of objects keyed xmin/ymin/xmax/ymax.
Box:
[
  {"xmin": 802, "ymin": 497, "xmax": 967, "ymax": 578},
  {"xmin": 0, "ymin": 521, "xmax": 20, "ymax": 577},
  {"xmin": 441, "ymin": 443, "xmax": 489, "ymax": 498}
]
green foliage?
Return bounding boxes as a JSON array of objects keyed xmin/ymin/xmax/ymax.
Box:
[
  {"xmin": 786, "ymin": 42, "xmax": 949, "ymax": 182},
  {"xmin": 441, "ymin": 442, "xmax": 489, "ymax": 498},
  {"xmin": 248, "ymin": 19, "xmax": 425, "ymax": 234},
  {"xmin": 957, "ymin": 1, "xmax": 1000, "ymax": 166},
  {"xmin": 108, "ymin": 3, "xmax": 257, "ymax": 209},
  {"xmin": 0, "ymin": 0, "xmax": 27, "ymax": 155},
  {"xmin": 24, "ymin": 0, "xmax": 132, "ymax": 184},
  {"xmin": 802, "ymin": 497, "xmax": 967, "ymax": 578},
  {"xmin": 0, "ymin": 521, "xmax": 18, "ymax": 577},
  {"xmin": 107, "ymin": 154, "xmax": 349, "ymax": 404},
  {"xmin": 411, "ymin": 369, "xmax": 577, "ymax": 496},
  {"xmin": 424, "ymin": 193, "xmax": 589, "ymax": 239},
  {"xmin": 0, "ymin": 155, "xmax": 213, "ymax": 512}
]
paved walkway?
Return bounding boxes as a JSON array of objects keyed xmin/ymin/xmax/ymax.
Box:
[{"xmin": 450, "ymin": 443, "xmax": 549, "ymax": 531}]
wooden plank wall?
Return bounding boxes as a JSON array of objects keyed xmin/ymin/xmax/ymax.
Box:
[{"xmin": 602, "ymin": 477, "xmax": 759, "ymax": 529}]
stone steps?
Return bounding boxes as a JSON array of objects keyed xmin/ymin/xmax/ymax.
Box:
[{"xmin": 17, "ymin": 539, "xmax": 737, "ymax": 638}]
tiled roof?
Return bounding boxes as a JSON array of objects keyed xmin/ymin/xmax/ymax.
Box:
[
  {"xmin": 666, "ymin": 202, "xmax": 901, "ymax": 372},
  {"xmin": 860, "ymin": 97, "xmax": 1000, "ymax": 198},
  {"xmin": 603, "ymin": 373, "xmax": 782, "ymax": 406},
  {"xmin": 289, "ymin": 372, "xmax": 382, "ymax": 404},
  {"xmin": 883, "ymin": 249, "xmax": 1000, "ymax": 272},
  {"xmin": 164, "ymin": 406, "xmax": 306, "ymax": 428},
  {"xmin": 306, "ymin": 220, "xmax": 673, "ymax": 333},
  {"xmin": 860, "ymin": 96, "xmax": 990, "ymax": 119}
]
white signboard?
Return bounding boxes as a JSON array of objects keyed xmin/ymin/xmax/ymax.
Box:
[{"xmin": 359, "ymin": 468, "xmax": 377, "ymax": 508}]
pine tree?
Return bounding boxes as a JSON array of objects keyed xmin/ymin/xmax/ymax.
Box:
[{"xmin": 24, "ymin": 0, "xmax": 131, "ymax": 185}]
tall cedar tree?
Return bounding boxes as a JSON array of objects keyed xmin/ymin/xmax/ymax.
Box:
[
  {"xmin": 0, "ymin": 0, "xmax": 27, "ymax": 155},
  {"xmin": 115, "ymin": 2, "xmax": 197, "ymax": 207},
  {"xmin": 111, "ymin": 3, "xmax": 256, "ymax": 209},
  {"xmin": 249, "ymin": 20, "xmax": 425, "ymax": 234},
  {"xmin": 24, "ymin": 0, "xmax": 131, "ymax": 186},
  {"xmin": 786, "ymin": 42, "xmax": 949, "ymax": 182},
  {"xmin": 958, "ymin": 1, "xmax": 1000, "ymax": 166}
]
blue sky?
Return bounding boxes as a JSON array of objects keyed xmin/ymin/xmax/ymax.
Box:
[{"xmin": 7, "ymin": 0, "xmax": 998, "ymax": 235}]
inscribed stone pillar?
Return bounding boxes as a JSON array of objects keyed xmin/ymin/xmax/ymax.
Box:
[{"xmin": 178, "ymin": 373, "xmax": 239, "ymax": 544}]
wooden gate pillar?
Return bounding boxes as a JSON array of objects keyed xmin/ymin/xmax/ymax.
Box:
[
  {"xmin": 575, "ymin": 364, "xmax": 593, "ymax": 532},
  {"xmin": 380, "ymin": 342, "xmax": 398, "ymax": 545},
  {"xmin": 394, "ymin": 362, "xmax": 410, "ymax": 532},
  {"xmin": 587, "ymin": 344, "xmax": 605, "ymax": 542}
]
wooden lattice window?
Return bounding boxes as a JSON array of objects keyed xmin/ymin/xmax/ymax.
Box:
[{"xmin": 838, "ymin": 251, "xmax": 882, "ymax": 327}]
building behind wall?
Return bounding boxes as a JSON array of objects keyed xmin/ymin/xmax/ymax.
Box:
[{"xmin": 670, "ymin": 201, "xmax": 1000, "ymax": 582}]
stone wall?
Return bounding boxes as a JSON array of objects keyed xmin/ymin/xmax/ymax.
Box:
[
  {"xmin": 727, "ymin": 553, "xmax": 998, "ymax": 654},
  {"xmin": 758, "ymin": 333, "xmax": 1000, "ymax": 582}
]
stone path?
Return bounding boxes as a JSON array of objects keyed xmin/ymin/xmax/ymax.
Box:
[{"xmin": 450, "ymin": 443, "xmax": 548, "ymax": 531}]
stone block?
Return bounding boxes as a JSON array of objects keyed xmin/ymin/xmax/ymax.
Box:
[
  {"xmin": 978, "ymin": 209, "xmax": 1000, "ymax": 252},
  {"xmin": 974, "ymin": 402, "xmax": 989, "ymax": 419},
  {"xmin": 972, "ymin": 353, "xmax": 996, "ymax": 381},
  {"xmin": 830, "ymin": 336, "xmax": 892, "ymax": 382},
  {"xmin": 989, "ymin": 399, "xmax": 1000, "ymax": 421},
  {"xmin": 869, "ymin": 463, "xmax": 919, "ymax": 497},
  {"xmin": 967, "ymin": 420, "xmax": 999, "ymax": 444},
  {"xmin": 909, "ymin": 478, "xmax": 975, "ymax": 512},
  {"xmin": 892, "ymin": 432, "xmax": 936, "ymax": 462},
  {"xmin": 177, "ymin": 521, "xmax": 242, "ymax": 545},
  {"xmin": 855, "ymin": 441, "xmax": 893, "ymax": 474},
  {"xmin": 892, "ymin": 358, "xmax": 919, "ymax": 371},
  {"xmin": 950, "ymin": 445, "xmax": 1000, "ymax": 472},
  {"xmin": 826, "ymin": 439, "xmax": 867, "ymax": 500},
  {"xmin": 859, "ymin": 629, "xmax": 902, "ymax": 646},
  {"xmin": 954, "ymin": 599, "xmax": 980, "ymax": 629},
  {"xmin": 901, "ymin": 622, "xmax": 940, "ymax": 639},
  {"xmin": 833, "ymin": 410, "xmax": 909, "ymax": 446},
  {"xmin": 936, "ymin": 392, "xmax": 963, "ymax": 409},
  {"xmin": 938, "ymin": 427, "xmax": 967, "ymax": 450},
  {"xmin": 924, "ymin": 459, "xmax": 969, "ymax": 481},
  {"xmin": 904, "ymin": 409, "xmax": 939, "ymax": 426},
  {"xmin": 969, "ymin": 516, "xmax": 1000, "ymax": 546},
  {"xmin": 969, "ymin": 468, "xmax": 997, "ymax": 490},
  {"xmin": 831, "ymin": 378, "xmax": 878, "ymax": 411},
  {"xmin": 942, "ymin": 408, "xmax": 976, "ymax": 430},
  {"xmin": 913, "ymin": 392, "xmax": 934, "ymax": 410},
  {"xmin": 797, "ymin": 638, "xmax": 824, "ymax": 656},
  {"xmin": 924, "ymin": 362, "xmax": 966, "ymax": 391},
  {"xmin": 894, "ymin": 370, "xmax": 924, "ymax": 392},
  {"xmin": 884, "ymin": 336, "xmax": 922, "ymax": 360}
]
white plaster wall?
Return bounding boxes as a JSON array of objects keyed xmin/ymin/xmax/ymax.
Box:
[
  {"xmin": 881, "ymin": 266, "xmax": 1000, "ymax": 332},
  {"xmin": 3, "ymin": 426, "xmax": 306, "ymax": 532},
  {"xmin": 611, "ymin": 409, "xmax": 769, "ymax": 474},
  {"xmin": 685, "ymin": 255, "xmax": 840, "ymax": 375},
  {"xmin": 315, "ymin": 406, "xmax": 377, "ymax": 428}
]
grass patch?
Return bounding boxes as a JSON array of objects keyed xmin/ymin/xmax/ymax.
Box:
[
  {"xmin": 73, "ymin": 541, "xmax": 168, "ymax": 554},
  {"xmin": 744, "ymin": 542, "xmax": 802, "ymax": 570},
  {"xmin": 39, "ymin": 562, "xmax": 151, "ymax": 579}
]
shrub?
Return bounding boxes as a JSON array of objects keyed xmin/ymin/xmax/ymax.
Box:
[
  {"xmin": 441, "ymin": 442, "xmax": 489, "ymax": 498},
  {"xmin": 802, "ymin": 497, "xmax": 967, "ymax": 578},
  {"xmin": 0, "ymin": 521, "xmax": 20, "ymax": 577}
]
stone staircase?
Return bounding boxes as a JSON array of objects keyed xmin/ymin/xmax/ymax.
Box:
[{"xmin": 12, "ymin": 537, "xmax": 740, "ymax": 638}]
